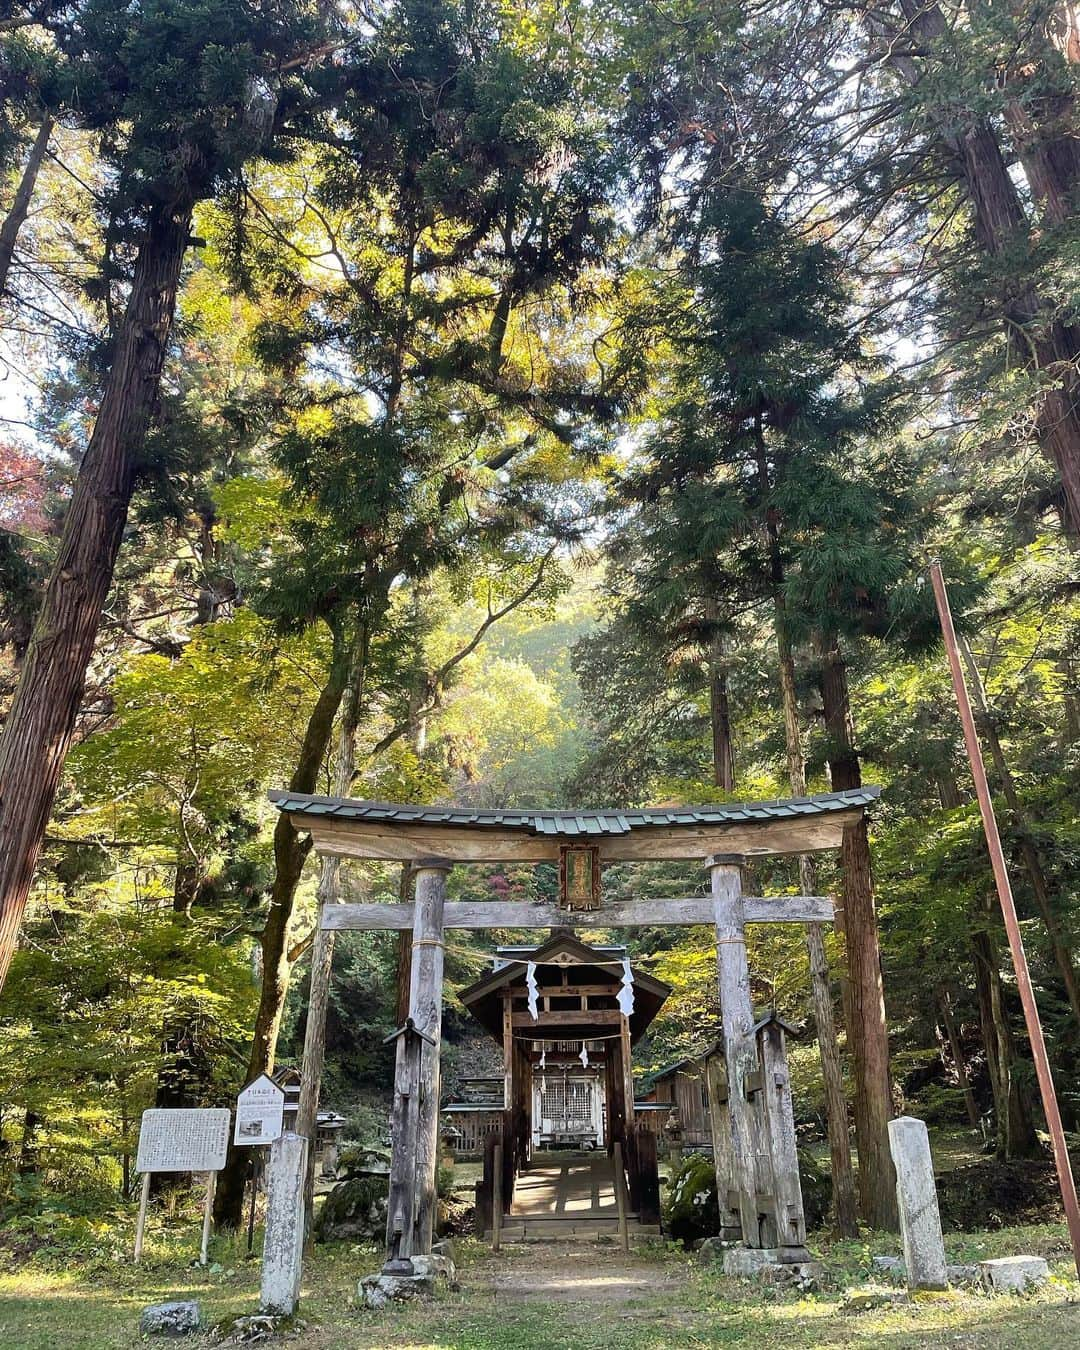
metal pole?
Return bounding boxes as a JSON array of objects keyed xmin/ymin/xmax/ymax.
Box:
[{"xmin": 930, "ymin": 559, "xmax": 1080, "ymax": 1278}]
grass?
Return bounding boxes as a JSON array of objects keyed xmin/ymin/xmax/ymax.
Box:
[{"xmin": 1, "ymin": 1213, "xmax": 1078, "ymax": 1349}]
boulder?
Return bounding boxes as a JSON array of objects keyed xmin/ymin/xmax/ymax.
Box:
[
  {"xmin": 139, "ymin": 1301, "xmax": 201, "ymax": 1336},
  {"xmin": 359, "ymin": 1269, "xmax": 436, "ymax": 1310},
  {"xmin": 358, "ymin": 1246, "xmax": 456, "ymax": 1310},
  {"xmin": 977, "ymin": 1256, "xmax": 1049, "ymax": 1292},
  {"xmin": 871, "ymin": 1255, "xmax": 905, "ymax": 1283},
  {"xmin": 316, "ymin": 1173, "xmax": 389, "ymax": 1243}
]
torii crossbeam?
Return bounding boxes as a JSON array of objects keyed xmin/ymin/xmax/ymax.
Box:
[{"xmin": 271, "ymin": 787, "xmax": 879, "ymax": 1268}]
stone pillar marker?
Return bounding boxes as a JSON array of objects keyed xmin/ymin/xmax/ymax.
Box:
[
  {"xmin": 260, "ymin": 1131, "xmax": 309, "ymax": 1315},
  {"xmin": 888, "ymin": 1116, "xmax": 947, "ymax": 1291}
]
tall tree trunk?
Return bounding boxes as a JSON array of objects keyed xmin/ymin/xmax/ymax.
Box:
[
  {"xmin": 957, "ymin": 637, "xmax": 1080, "ymax": 1030},
  {"xmin": 296, "ymin": 628, "xmax": 369, "ymax": 1247},
  {"xmin": 776, "ymin": 614, "xmax": 858, "ymax": 1235},
  {"xmin": 816, "ymin": 633, "xmax": 898, "ymax": 1229},
  {"xmin": 936, "ymin": 985, "xmax": 981, "ymax": 1129},
  {"xmin": 704, "ymin": 597, "xmax": 734, "ymax": 791},
  {"xmin": 0, "ymin": 194, "xmax": 194, "ymax": 993},
  {"xmin": 970, "ymin": 898, "xmax": 1042, "ymax": 1158},
  {"xmin": 1003, "ymin": 4, "xmax": 1080, "ymax": 225},
  {"xmin": 0, "ymin": 113, "xmax": 53, "ymax": 303},
  {"xmin": 213, "ymin": 624, "xmax": 352, "ymax": 1229},
  {"xmin": 709, "ymin": 658, "xmax": 735, "ymax": 792}
]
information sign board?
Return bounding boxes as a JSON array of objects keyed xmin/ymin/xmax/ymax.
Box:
[
  {"xmin": 135, "ymin": 1108, "xmax": 231, "ymax": 1174},
  {"xmin": 234, "ymin": 1074, "xmax": 286, "ymax": 1146}
]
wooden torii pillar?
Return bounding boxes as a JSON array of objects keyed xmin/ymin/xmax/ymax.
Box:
[
  {"xmin": 382, "ymin": 859, "xmax": 449, "ymax": 1273},
  {"xmin": 710, "ymin": 856, "xmax": 810, "ymax": 1260}
]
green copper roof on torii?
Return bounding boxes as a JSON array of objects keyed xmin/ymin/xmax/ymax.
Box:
[{"xmin": 267, "ymin": 786, "xmax": 880, "ymax": 837}]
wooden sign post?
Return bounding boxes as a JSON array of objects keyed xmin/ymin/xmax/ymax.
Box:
[{"xmin": 133, "ymin": 1108, "xmax": 231, "ymax": 1264}]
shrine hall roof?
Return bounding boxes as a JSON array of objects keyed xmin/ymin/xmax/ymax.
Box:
[{"xmin": 268, "ymin": 786, "xmax": 880, "ymax": 836}]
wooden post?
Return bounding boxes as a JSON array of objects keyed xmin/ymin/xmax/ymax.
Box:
[
  {"xmin": 704, "ymin": 1050, "xmax": 740, "ymax": 1236},
  {"xmin": 757, "ymin": 1019, "xmax": 808, "ymax": 1254},
  {"xmin": 710, "ymin": 855, "xmax": 760, "ymax": 1246},
  {"xmin": 133, "ymin": 1171, "xmax": 151, "ymax": 1261},
  {"xmin": 620, "ymin": 1013, "xmax": 635, "ymax": 1129},
  {"xmin": 613, "ymin": 1140, "xmax": 630, "ymax": 1251},
  {"xmin": 409, "ymin": 859, "xmax": 449, "ymax": 1256},
  {"xmin": 384, "ymin": 1024, "xmax": 421, "ymax": 1265},
  {"xmin": 502, "ymin": 992, "xmax": 513, "ymax": 1111},
  {"xmin": 200, "ymin": 1171, "xmax": 216, "ymax": 1266},
  {"xmin": 492, "ymin": 1142, "xmax": 503, "ymax": 1253}
]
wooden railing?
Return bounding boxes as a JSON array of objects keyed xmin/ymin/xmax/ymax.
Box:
[{"xmin": 475, "ymin": 1109, "xmax": 528, "ymax": 1244}]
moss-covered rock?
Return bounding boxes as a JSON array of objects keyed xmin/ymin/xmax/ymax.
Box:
[
  {"xmin": 315, "ymin": 1174, "xmax": 388, "ymax": 1243},
  {"xmin": 664, "ymin": 1153, "xmax": 719, "ymax": 1245},
  {"xmin": 663, "ymin": 1147, "xmax": 832, "ymax": 1246}
]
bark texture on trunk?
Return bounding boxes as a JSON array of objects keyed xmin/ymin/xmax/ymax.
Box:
[
  {"xmin": 1004, "ymin": 3, "xmax": 1080, "ymax": 225},
  {"xmin": 0, "ymin": 195, "xmax": 193, "ymax": 993},
  {"xmin": 817, "ymin": 633, "xmax": 898, "ymax": 1230},
  {"xmin": 0, "ymin": 113, "xmax": 53, "ymax": 301},
  {"xmin": 213, "ymin": 627, "xmax": 352, "ymax": 1229}
]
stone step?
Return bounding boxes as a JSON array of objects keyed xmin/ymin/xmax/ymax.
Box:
[{"xmin": 486, "ymin": 1217, "xmax": 661, "ymax": 1241}]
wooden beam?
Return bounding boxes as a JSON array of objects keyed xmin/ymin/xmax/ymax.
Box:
[
  {"xmin": 322, "ymin": 895, "xmax": 834, "ymax": 932},
  {"xmin": 298, "ymin": 812, "xmax": 860, "ymax": 864},
  {"xmin": 510, "ymin": 1009, "xmax": 621, "ymax": 1028}
]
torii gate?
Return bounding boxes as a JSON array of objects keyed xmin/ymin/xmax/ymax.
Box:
[{"xmin": 270, "ymin": 786, "xmax": 879, "ymax": 1271}]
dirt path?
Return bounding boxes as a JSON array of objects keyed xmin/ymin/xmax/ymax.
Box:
[{"xmin": 480, "ymin": 1241, "xmax": 687, "ymax": 1306}]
